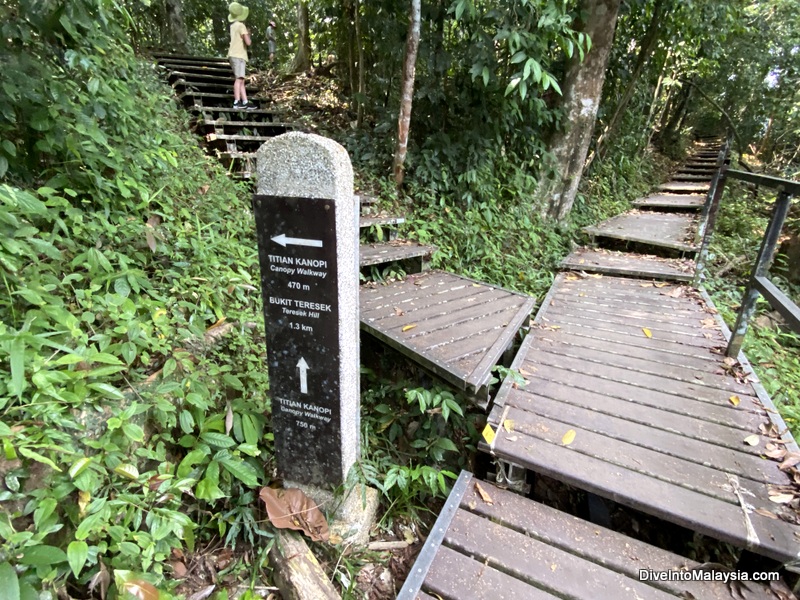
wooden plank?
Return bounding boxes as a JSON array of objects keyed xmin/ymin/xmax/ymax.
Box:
[
  {"xmin": 502, "ymin": 390, "xmax": 780, "ymax": 485},
  {"xmin": 161, "ymin": 62, "xmax": 232, "ymax": 75},
  {"xmin": 461, "ymin": 481, "xmax": 773, "ymax": 600},
  {"xmin": 561, "ymin": 248, "xmax": 695, "ymax": 280},
  {"xmin": 362, "ymin": 280, "xmax": 489, "ymax": 317},
  {"xmin": 445, "ymin": 510, "xmax": 678, "ymax": 600},
  {"xmin": 522, "ymin": 348, "xmax": 752, "ymax": 404},
  {"xmin": 517, "ymin": 363, "xmax": 763, "ymax": 431},
  {"xmin": 659, "ymin": 181, "xmax": 710, "ymax": 193},
  {"xmin": 516, "ymin": 366, "xmax": 770, "ymax": 453},
  {"xmin": 530, "ymin": 336, "xmax": 754, "ymax": 395},
  {"xmin": 671, "ymin": 173, "xmax": 712, "ymax": 182},
  {"xmin": 532, "ymin": 325, "xmax": 723, "ymax": 371},
  {"xmin": 423, "ymin": 546, "xmax": 559, "ymax": 600},
  {"xmin": 167, "ymin": 70, "xmax": 234, "ymax": 84},
  {"xmin": 583, "ymin": 212, "xmax": 698, "ymax": 253},
  {"xmin": 360, "ymin": 215, "xmax": 406, "ymax": 228},
  {"xmin": 550, "ymin": 295, "xmax": 716, "ymax": 326},
  {"xmin": 359, "ymin": 242, "xmax": 435, "ymax": 267},
  {"xmin": 485, "ymin": 425, "xmax": 800, "ymax": 563},
  {"xmin": 633, "ymin": 193, "xmax": 705, "ymax": 209},
  {"xmin": 361, "ymin": 272, "xmax": 533, "ymax": 394}
]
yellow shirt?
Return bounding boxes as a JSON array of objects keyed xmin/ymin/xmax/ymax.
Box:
[{"xmin": 228, "ymin": 21, "xmax": 249, "ymax": 61}]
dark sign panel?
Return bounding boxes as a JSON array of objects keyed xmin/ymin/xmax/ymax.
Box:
[{"xmin": 253, "ymin": 195, "xmax": 340, "ymax": 486}]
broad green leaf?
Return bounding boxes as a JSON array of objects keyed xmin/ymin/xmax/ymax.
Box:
[
  {"xmin": 69, "ymin": 457, "xmax": 93, "ymax": 479},
  {"xmin": 114, "ymin": 464, "xmax": 140, "ymax": 480},
  {"xmin": 67, "ymin": 541, "xmax": 88, "ymax": 577},
  {"xmin": 200, "ymin": 432, "xmax": 235, "ymax": 448},
  {"xmin": 218, "ymin": 455, "xmax": 259, "ymax": 487},
  {"xmin": 122, "ymin": 422, "xmax": 145, "ymax": 443},
  {"xmin": 19, "ymin": 447, "xmax": 62, "ymax": 472},
  {"xmin": 0, "ymin": 422, "xmax": 12, "ymax": 436},
  {"xmin": 9, "ymin": 338, "xmax": 25, "ymax": 397},
  {"xmin": 19, "ymin": 545, "xmax": 68, "ymax": 566},
  {"xmin": 0, "ymin": 562, "xmax": 20, "ymax": 600},
  {"xmin": 88, "ymin": 382, "xmax": 125, "ymax": 400},
  {"xmin": 33, "ymin": 498, "xmax": 57, "ymax": 528}
]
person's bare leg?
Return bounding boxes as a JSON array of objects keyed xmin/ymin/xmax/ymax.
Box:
[{"xmin": 238, "ymin": 77, "xmax": 248, "ymax": 105}]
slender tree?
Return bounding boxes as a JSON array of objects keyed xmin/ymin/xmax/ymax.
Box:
[
  {"xmin": 291, "ymin": 1, "xmax": 311, "ymax": 72},
  {"xmin": 535, "ymin": 0, "xmax": 622, "ymax": 221},
  {"xmin": 393, "ymin": 0, "xmax": 421, "ymax": 187}
]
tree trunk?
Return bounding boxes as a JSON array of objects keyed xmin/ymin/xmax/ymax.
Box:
[
  {"xmin": 355, "ymin": 0, "xmax": 366, "ymax": 127},
  {"xmin": 535, "ymin": 0, "xmax": 622, "ymax": 221},
  {"xmin": 291, "ymin": 1, "xmax": 311, "ymax": 73},
  {"xmin": 594, "ymin": 0, "xmax": 666, "ymax": 160},
  {"xmin": 163, "ymin": 0, "xmax": 188, "ymax": 51},
  {"xmin": 392, "ymin": 0, "xmax": 421, "ymax": 188}
]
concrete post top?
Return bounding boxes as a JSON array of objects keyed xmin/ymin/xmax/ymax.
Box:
[{"xmin": 256, "ymin": 132, "xmax": 353, "ymax": 200}]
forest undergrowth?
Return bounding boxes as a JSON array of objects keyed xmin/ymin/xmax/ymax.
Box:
[{"xmin": 2, "ymin": 4, "xmax": 799, "ymax": 597}]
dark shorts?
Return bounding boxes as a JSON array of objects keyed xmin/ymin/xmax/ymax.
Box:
[{"xmin": 229, "ymin": 57, "xmax": 246, "ymax": 79}]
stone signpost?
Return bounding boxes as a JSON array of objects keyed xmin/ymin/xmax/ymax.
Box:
[{"xmin": 253, "ymin": 132, "xmax": 360, "ymax": 491}]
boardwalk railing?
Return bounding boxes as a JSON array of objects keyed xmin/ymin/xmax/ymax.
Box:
[{"xmin": 699, "ymin": 167, "xmax": 800, "ymax": 356}]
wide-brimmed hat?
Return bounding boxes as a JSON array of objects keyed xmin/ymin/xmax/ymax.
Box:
[{"xmin": 228, "ymin": 2, "xmax": 249, "ymax": 22}]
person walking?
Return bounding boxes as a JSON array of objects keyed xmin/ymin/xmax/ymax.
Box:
[
  {"xmin": 266, "ymin": 20, "xmax": 277, "ymax": 64},
  {"xmin": 227, "ymin": 2, "xmax": 256, "ymax": 110}
]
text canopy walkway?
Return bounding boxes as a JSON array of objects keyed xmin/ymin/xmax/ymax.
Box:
[{"xmin": 482, "ymin": 273, "xmax": 800, "ymax": 563}]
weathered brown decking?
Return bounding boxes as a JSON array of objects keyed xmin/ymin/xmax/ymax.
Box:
[
  {"xmin": 482, "ymin": 273, "xmax": 800, "ymax": 563},
  {"xmin": 561, "ymin": 247, "xmax": 696, "ymax": 280},
  {"xmin": 583, "ymin": 211, "xmax": 699, "ymax": 253},
  {"xmin": 360, "ymin": 271, "xmax": 534, "ymax": 403},
  {"xmin": 398, "ymin": 472, "xmax": 786, "ymax": 599}
]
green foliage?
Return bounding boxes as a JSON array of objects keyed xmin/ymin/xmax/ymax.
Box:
[
  {"xmin": 705, "ymin": 183, "xmax": 800, "ymax": 438},
  {"xmin": 0, "ymin": 1, "xmax": 272, "ymax": 594},
  {"xmin": 359, "ymin": 370, "xmax": 476, "ymax": 516}
]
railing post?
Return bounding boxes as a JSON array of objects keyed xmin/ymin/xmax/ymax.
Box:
[
  {"xmin": 695, "ymin": 133, "xmax": 732, "ymax": 246},
  {"xmin": 693, "ymin": 166, "xmax": 728, "ymax": 286},
  {"xmin": 726, "ymin": 191, "xmax": 793, "ymax": 357}
]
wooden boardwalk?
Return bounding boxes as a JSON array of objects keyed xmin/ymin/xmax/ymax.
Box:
[
  {"xmin": 583, "ymin": 211, "xmax": 699, "ymax": 253},
  {"xmin": 399, "ymin": 472, "xmax": 787, "ymax": 599},
  {"xmin": 360, "ymin": 271, "xmax": 534, "ymax": 403},
  {"xmin": 482, "ymin": 273, "xmax": 800, "ymax": 563}
]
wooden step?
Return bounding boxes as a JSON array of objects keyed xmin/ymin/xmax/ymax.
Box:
[
  {"xmin": 360, "ymin": 271, "xmax": 534, "ymax": 403},
  {"xmin": 179, "ymin": 91, "xmax": 271, "ymax": 108},
  {"xmin": 205, "ymin": 133, "xmax": 289, "ymax": 152},
  {"xmin": 189, "ymin": 105, "xmax": 282, "ymax": 121},
  {"xmin": 166, "ymin": 70, "xmax": 237, "ymax": 85},
  {"xmin": 659, "ymin": 181, "xmax": 710, "ymax": 194},
  {"xmin": 160, "ymin": 62, "xmax": 232, "ymax": 76},
  {"xmin": 360, "ymin": 215, "xmax": 405, "ymax": 228},
  {"xmin": 359, "ymin": 240, "xmax": 435, "ymax": 271},
  {"xmin": 398, "ymin": 471, "xmax": 787, "ymax": 600},
  {"xmin": 156, "ymin": 56, "xmax": 230, "ymax": 69},
  {"xmin": 561, "ymin": 247, "xmax": 696, "ymax": 281},
  {"xmin": 671, "ymin": 173, "xmax": 712, "ymax": 182},
  {"xmin": 173, "ymin": 79, "xmax": 257, "ymax": 95},
  {"xmin": 195, "ymin": 119, "xmax": 296, "ymax": 136},
  {"xmin": 633, "ymin": 193, "xmax": 705, "ymax": 210},
  {"xmin": 152, "ymin": 53, "xmax": 229, "ymax": 65},
  {"xmin": 481, "ymin": 273, "xmax": 800, "ymax": 564},
  {"xmin": 584, "ymin": 211, "xmax": 698, "ymax": 254}
]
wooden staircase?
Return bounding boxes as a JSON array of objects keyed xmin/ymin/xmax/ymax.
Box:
[
  {"xmin": 562, "ymin": 137, "xmax": 728, "ymax": 282},
  {"xmin": 398, "ymin": 137, "xmax": 800, "ymax": 599},
  {"xmin": 154, "ymin": 53, "xmax": 437, "ymax": 272}
]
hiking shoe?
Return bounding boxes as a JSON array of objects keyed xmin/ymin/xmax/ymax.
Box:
[
  {"xmin": 232, "ymin": 100, "xmax": 242, "ymax": 108},
  {"xmin": 245, "ymin": 102, "xmax": 258, "ymax": 110}
]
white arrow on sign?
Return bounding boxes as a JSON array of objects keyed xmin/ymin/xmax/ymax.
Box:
[
  {"xmin": 297, "ymin": 357, "xmax": 309, "ymax": 394},
  {"xmin": 271, "ymin": 233, "xmax": 323, "ymax": 248}
]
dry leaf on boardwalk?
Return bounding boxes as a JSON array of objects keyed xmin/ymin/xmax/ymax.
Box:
[
  {"xmin": 475, "ymin": 482, "xmax": 494, "ymax": 505},
  {"xmin": 729, "ymin": 395, "xmax": 740, "ymax": 407},
  {"xmin": 768, "ymin": 493, "xmax": 795, "ymax": 504},
  {"xmin": 743, "ymin": 434, "xmax": 760, "ymax": 447},
  {"xmin": 779, "ymin": 452, "xmax": 800, "ymax": 471},
  {"xmin": 259, "ymin": 487, "xmax": 330, "ymax": 542},
  {"xmin": 401, "ymin": 324, "xmax": 417, "ymax": 332},
  {"xmin": 755, "ymin": 508, "xmax": 779, "ymax": 520},
  {"xmin": 393, "ymin": 306, "xmax": 404, "ymax": 316},
  {"xmin": 503, "ymin": 419, "xmax": 515, "ymax": 433},
  {"xmin": 642, "ymin": 328, "xmax": 653, "ymax": 338},
  {"xmin": 562, "ymin": 429, "xmax": 576, "ymax": 446}
]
